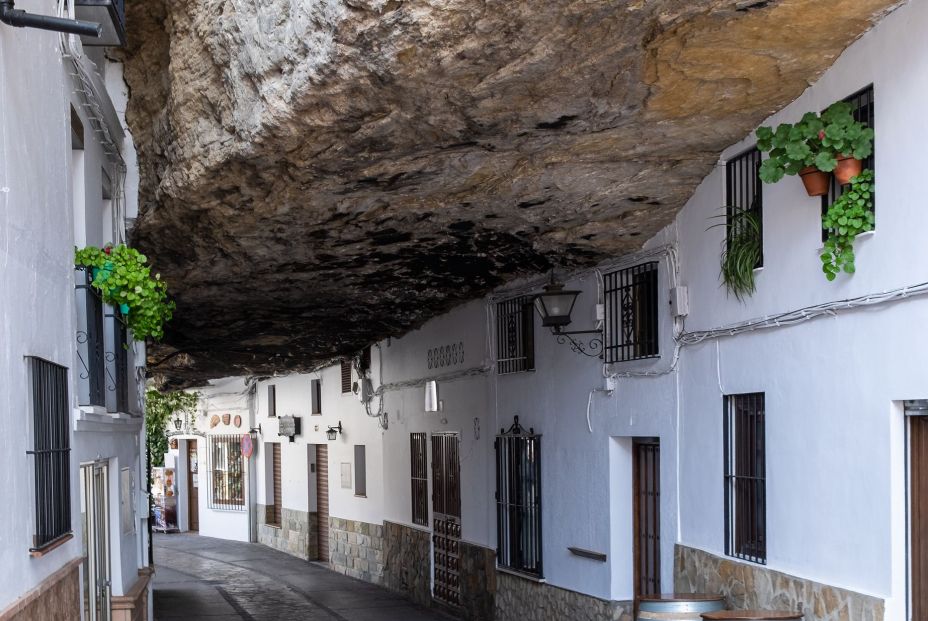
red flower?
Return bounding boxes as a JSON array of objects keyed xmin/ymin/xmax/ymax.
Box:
[
  {"xmin": 818, "ymin": 130, "xmax": 826, "ymax": 141},
  {"xmin": 104, "ymin": 246, "xmax": 112, "ymax": 255}
]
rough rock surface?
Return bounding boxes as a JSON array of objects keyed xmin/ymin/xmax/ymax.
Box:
[{"xmin": 121, "ymin": 0, "xmax": 902, "ymax": 386}]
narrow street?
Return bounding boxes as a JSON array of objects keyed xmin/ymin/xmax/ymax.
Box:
[{"xmin": 153, "ymin": 533, "xmax": 451, "ymax": 621}]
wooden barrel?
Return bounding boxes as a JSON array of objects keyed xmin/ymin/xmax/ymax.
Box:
[
  {"xmin": 700, "ymin": 611, "xmax": 803, "ymax": 620},
  {"xmin": 638, "ymin": 593, "xmax": 726, "ymax": 620}
]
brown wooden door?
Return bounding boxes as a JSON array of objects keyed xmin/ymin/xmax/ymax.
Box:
[
  {"xmin": 633, "ymin": 438, "xmax": 660, "ymax": 600},
  {"xmin": 316, "ymin": 444, "xmax": 330, "ymax": 562},
  {"xmin": 269, "ymin": 443, "xmax": 282, "ymax": 526},
  {"xmin": 431, "ymin": 433, "xmax": 461, "ymax": 607},
  {"xmin": 912, "ymin": 417, "xmax": 928, "ymax": 620},
  {"xmin": 187, "ymin": 440, "xmax": 199, "ymax": 531}
]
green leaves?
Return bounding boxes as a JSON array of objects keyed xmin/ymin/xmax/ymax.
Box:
[
  {"xmin": 821, "ymin": 169, "xmax": 875, "ymax": 280},
  {"xmin": 146, "ymin": 390, "xmax": 199, "ymax": 468},
  {"xmin": 711, "ymin": 207, "xmax": 762, "ymax": 302},
  {"xmin": 75, "ymin": 244, "xmax": 175, "ymax": 341}
]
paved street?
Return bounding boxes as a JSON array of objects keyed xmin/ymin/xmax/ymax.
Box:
[{"xmin": 153, "ymin": 533, "xmax": 451, "ymax": 621}]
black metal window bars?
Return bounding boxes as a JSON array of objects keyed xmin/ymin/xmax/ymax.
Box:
[
  {"xmin": 495, "ymin": 416, "xmax": 543, "ymax": 577},
  {"xmin": 75, "ymin": 267, "xmax": 106, "ymax": 407},
  {"xmin": 411, "ymin": 433, "xmax": 428, "ymax": 526},
  {"xmin": 208, "ymin": 434, "xmax": 246, "ymax": 510},
  {"xmin": 26, "ymin": 356, "xmax": 72, "ymax": 552},
  {"xmin": 496, "ymin": 296, "xmax": 535, "ymax": 374},
  {"xmin": 727, "ymin": 147, "xmax": 764, "ymax": 268},
  {"xmin": 724, "ymin": 392, "xmax": 767, "ymax": 564},
  {"xmin": 604, "ymin": 262, "xmax": 659, "ymax": 364}
]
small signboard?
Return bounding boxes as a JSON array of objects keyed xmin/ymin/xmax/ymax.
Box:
[
  {"xmin": 278, "ymin": 415, "xmax": 302, "ymax": 442},
  {"xmin": 241, "ymin": 434, "xmax": 254, "ymax": 459}
]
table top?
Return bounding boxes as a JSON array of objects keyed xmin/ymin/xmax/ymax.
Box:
[
  {"xmin": 639, "ymin": 593, "xmax": 726, "ymax": 602},
  {"xmin": 701, "ymin": 612, "xmax": 803, "ymax": 620}
]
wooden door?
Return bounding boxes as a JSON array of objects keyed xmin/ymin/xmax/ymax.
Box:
[
  {"xmin": 912, "ymin": 417, "xmax": 928, "ymax": 619},
  {"xmin": 633, "ymin": 438, "xmax": 661, "ymax": 600},
  {"xmin": 270, "ymin": 443, "xmax": 282, "ymax": 526},
  {"xmin": 431, "ymin": 433, "xmax": 461, "ymax": 607},
  {"xmin": 187, "ymin": 440, "xmax": 199, "ymax": 531},
  {"xmin": 316, "ymin": 444, "xmax": 330, "ymax": 562}
]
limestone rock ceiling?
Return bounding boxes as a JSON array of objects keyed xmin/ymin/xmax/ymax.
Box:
[{"xmin": 121, "ymin": 0, "xmax": 902, "ymax": 387}]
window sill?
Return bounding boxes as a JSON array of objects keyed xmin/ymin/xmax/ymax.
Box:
[
  {"xmin": 354, "ymin": 494, "xmax": 367, "ymax": 499},
  {"xmin": 266, "ymin": 523, "xmax": 281, "ymax": 530},
  {"xmin": 29, "ymin": 533, "xmax": 73, "ymax": 558},
  {"xmin": 496, "ymin": 566, "xmax": 546, "ymax": 583}
]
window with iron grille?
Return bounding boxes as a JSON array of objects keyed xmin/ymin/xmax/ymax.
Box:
[
  {"xmin": 495, "ymin": 417, "xmax": 543, "ymax": 577},
  {"xmin": 267, "ymin": 384, "xmax": 276, "ymax": 417},
  {"xmin": 311, "ymin": 379, "xmax": 322, "ymax": 415},
  {"xmin": 496, "ymin": 296, "xmax": 535, "ymax": 374},
  {"xmin": 208, "ymin": 434, "xmax": 246, "ymax": 510},
  {"xmin": 724, "ymin": 392, "xmax": 766, "ymax": 564},
  {"xmin": 27, "ymin": 357, "xmax": 72, "ymax": 552},
  {"xmin": 114, "ymin": 311, "xmax": 129, "ymax": 414},
  {"xmin": 603, "ymin": 262, "xmax": 659, "ymax": 363},
  {"xmin": 822, "ymin": 85, "xmax": 875, "ymax": 240},
  {"xmin": 75, "ymin": 268, "xmax": 106, "ymax": 407},
  {"xmin": 726, "ymin": 147, "xmax": 764, "ymax": 268},
  {"xmin": 410, "ymin": 433, "xmax": 428, "ymax": 526},
  {"xmin": 340, "ymin": 360, "xmax": 352, "ymax": 393}
]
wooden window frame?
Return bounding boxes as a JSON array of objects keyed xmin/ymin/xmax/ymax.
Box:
[{"xmin": 340, "ymin": 361, "xmax": 352, "ymax": 394}]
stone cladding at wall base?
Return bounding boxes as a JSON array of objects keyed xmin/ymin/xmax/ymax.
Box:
[
  {"xmin": 495, "ymin": 571, "xmax": 633, "ymax": 621},
  {"xmin": 459, "ymin": 541, "xmax": 497, "ymax": 620},
  {"xmin": 382, "ymin": 521, "xmax": 431, "ymax": 607},
  {"xmin": 257, "ymin": 504, "xmax": 318, "ymax": 561},
  {"xmin": 0, "ymin": 558, "xmax": 81, "ymax": 621},
  {"xmin": 329, "ymin": 517, "xmax": 385, "ymax": 584},
  {"xmin": 674, "ymin": 545, "xmax": 884, "ymax": 621}
]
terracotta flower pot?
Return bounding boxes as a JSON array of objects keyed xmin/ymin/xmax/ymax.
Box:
[
  {"xmin": 799, "ymin": 165, "xmax": 830, "ymax": 197},
  {"xmin": 834, "ymin": 154, "xmax": 863, "ymax": 185}
]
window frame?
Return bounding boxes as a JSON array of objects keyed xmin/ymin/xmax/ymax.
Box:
[
  {"xmin": 410, "ymin": 433, "xmax": 428, "ymax": 526},
  {"xmin": 340, "ymin": 361, "xmax": 352, "ymax": 394},
  {"xmin": 726, "ymin": 146, "xmax": 764, "ymax": 269},
  {"xmin": 354, "ymin": 445, "xmax": 367, "ymax": 497},
  {"xmin": 495, "ymin": 419, "xmax": 543, "ymax": 578},
  {"xmin": 207, "ymin": 434, "xmax": 246, "ymax": 511},
  {"xmin": 603, "ymin": 262, "xmax": 660, "ymax": 364},
  {"xmin": 267, "ymin": 384, "xmax": 276, "ymax": 417},
  {"xmin": 723, "ymin": 392, "xmax": 767, "ymax": 565},
  {"xmin": 496, "ymin": 296, "xmax": 535, "ymax": 375},
  {"xmin": 310, "ymin": 379, "xmax": 322, "ymax": 415}
]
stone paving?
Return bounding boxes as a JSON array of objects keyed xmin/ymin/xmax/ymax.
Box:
[{"xmin": 153, "ymin": 533, "xmax": 453, "ymax": 621}]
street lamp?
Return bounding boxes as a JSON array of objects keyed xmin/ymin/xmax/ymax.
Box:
[
  {"xmin": 326, "ymin": 422, "xmax": 343, "ymax": 441},
  {"xmin": 533, "ymin": 275, "xmax": 603, "ymax": 358}
]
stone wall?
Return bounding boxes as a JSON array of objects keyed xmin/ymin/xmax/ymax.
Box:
[
  {"xmin": 0, "ymin": 558, "xmax": 81, "ymax": 621},
  {"xmin": 674, "ymin": 545, "xmax": 884, "ymax": 621},
  {"xmin": 459, "ymin": 541, "xmax": 497, "ymax": 621},
  {"xmin": 383, "ymin": 521, "xmax": 431, "ymax": 607},
  {"xmin": 329, "ymin": 517, "xmax": 385, "ymax": 584},
  {"xmin": 257, "ymin": 504, "xmax": 318, "ymax": 561},
  {"xmin": 111, "ymin": 568, "xmax": 153, "ymax": 621},
  {"xmin": 495, "ymin": 571, "xmax": 633, "ymax": 621}
]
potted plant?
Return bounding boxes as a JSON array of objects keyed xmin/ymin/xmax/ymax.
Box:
[
  {"xmin": 820, "ymin": 169, "xmax": 874, "ymax": 281},
  {"xmin": 756, "ymin": 101, "xmax": 873, "ymax": 196},
  {"xmin": 709, "ymin": 207, "xmax": 762, "ymax": 301},
  {"xmin": 75, "ymin": 244, "xmax": 175, "ymax": 340}
]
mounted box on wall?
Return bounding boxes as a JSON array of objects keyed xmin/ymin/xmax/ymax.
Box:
[
  {"xmin": 425, "ymin": 380, "xmax": 439, "ymax": 412},
  {"xmin": 278, "ymin": 415, "xmax": 302, "ymax": 442}
]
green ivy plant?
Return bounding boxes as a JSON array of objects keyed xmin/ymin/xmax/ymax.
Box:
[
  {"xmin": 75, "ymin": 244, "xmax": 175, "ymax": 340},
  {"xmin": 756, "ymin": 101, "xmax": 874, "ymax": 184},
  {"xmin": 709, "ymin": 208, "xmax": 762, "ymax": 301},
  {"xmin": 821, "ymin": 169, "xmax": 875, "ymax": 281},
  {"xmin": 146, "ymin": 390, "xmax": 199, "ymax": 469}
]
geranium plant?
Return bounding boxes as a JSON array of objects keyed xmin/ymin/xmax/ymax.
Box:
[
  {"xmin": 75, "ymin": 244, "xmax": 175, "ymax": 340},
  {"xmin": 821, "ymin": 169, "xmax": 875, "ymax": 281},
  {"xmin": 756, "ymin": 101, "xmax": 874, "ymax": 183}
]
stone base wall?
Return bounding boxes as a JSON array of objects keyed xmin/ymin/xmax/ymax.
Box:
[
  {"xmin": 383, "ymin": 521, "xmax": 431, "ymax": 607},
  {"xmin": 257, "ymin": 505, "xmax": 318, "ymax": 561},
  {"xmin": 459, "ymin": 541, "xmax": 497, "ymax": 621},
  {"xmin": 111, "ymin": 568, "xmax": 153, "ymax": 621},
  {"xmin": 0, "ymin": 558, "xmax": 81, "ymax": 621},
  {"xmin": 674, "ymin": 545, "xmax": 884, "ymax": 621},
  {"xmin": 495, "ymin": 571, "xmax": 633, "ymax": 621},
  {"xmin": 329, "ymin": 517, "xmax": 385, "ymax": 584}
]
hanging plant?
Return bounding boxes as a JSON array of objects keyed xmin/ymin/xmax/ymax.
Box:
[
  {"xmin": 821, "ymin": 169, "xmax": 874, "ymax": 281},
  {"xmin": 755, "ymin": 101, "xmax": 873, "ymax": 196},
  {"xmin": 75, "ymin": 244, "xmax": 175, "ymax": 340},
  {"xmin": 709, "ymin": 208, "xmax": 762, "ymax": 302}
]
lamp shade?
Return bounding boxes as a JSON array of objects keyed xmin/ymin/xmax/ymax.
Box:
[
  {"xmin": 173, "ymin": 416, "xmax": 183, "ymax": 431},
  {"xmin": 326, "ymin": 428, "xmax": 337, "ymax": 441},
  {"xmin": 534, "ymin": 282, "xmax": 580, "ymax": 328}
]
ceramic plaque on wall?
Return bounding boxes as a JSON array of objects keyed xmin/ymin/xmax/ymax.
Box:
[
  {"xmin": 221, "ymin": 413, "xmax": 231, "ymax": 425},
  {"xmin": 233, "ymin": 415, "xmax": 242, "ymax": 428},
  {"xmin": 210, "ymin": 414, "xmax": 220, "ymax": 428}
]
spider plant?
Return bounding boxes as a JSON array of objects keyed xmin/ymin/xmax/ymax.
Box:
[{"xmin": 708, "ymin": 207, "xmax": 762, "ymax": 302}]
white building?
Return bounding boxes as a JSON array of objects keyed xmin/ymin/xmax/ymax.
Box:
[
  {"xmin": 168, "ymin": 2, "xmax": 928, "ymax": 620},
  {"xmin": 0, "ymin": 2, "xmax": 152, "ymax": 620}
]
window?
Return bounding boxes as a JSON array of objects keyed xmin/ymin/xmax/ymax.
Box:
[
  {"xmin": 340, "ymin": 360, "xmax": 352, "ymax": 394},
  {"xmin": 311, "ymin": 379, "xmax": 322, "ymax": 415},
  {"xmin": 603, "ymin": 262, "xmax": 659, "ymax": 363},
  {"xmin": 495, "ymin": 418, "xmax": 542, "ymax": 577},
  {"xmin": 496, "ymin": 296, "xmax": 535, "ymax": 374},
  {"xmin": 726, "ymin": 147, "xmax": 764, "ymax": 268},
  {"xmin": 724, "ymin": 393, "xmax": 766, "ymax": 564},
  {"xmin": 113, "ymin": 311, "xmax": 129, "ymax": 414},
  {"xmin": 208, "ymin": 434, "xmax": 245, "ymax": 510},
  {"xmin": 75, "ymin": 267, "xmax": 106, "ymax": 407},
  {"xmin": 822, "ymin": 85, "xmax": 875, "ymax": 239},
  {"xmin": 354, "ymin": 445, "xmax": 367, "ymax": 497},
  {"xmin": 267, "ymin": 384, "xmax": 276, "ymax": 417},
  {"xmin": 27, "ymin": 357, "xmax": 72, "ymax": 552},
  {"xmin": 410, "ymin": 433, "xmax": 428, "ymax": 526},
  {"xmin": 268, "ymin": 443, "xmax": 281, "ymax": 526}
]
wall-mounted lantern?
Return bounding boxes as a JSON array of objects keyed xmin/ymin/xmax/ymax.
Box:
[
  {"xmin": 533, "ymin": 275, "xmax": 603, "ymax": 358},
  {"xmin": 172, "ymin": 414, "xmax": 183, "ymax": 431},
  {"xmin": 326, "ymin": 422, "xmax": 343, "ymax": 441}
]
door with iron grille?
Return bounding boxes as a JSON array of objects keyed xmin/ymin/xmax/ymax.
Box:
[
  {"xmin": 81, "ymin": 462, "xmax": 111, "ymax": 621},
  {"xmin": 633, "ymin": 438, "xmax": 660, "ymax": 599},
  {"xmin": 431, "ymin": 433, "xmax": 461, "ymax": 607}
]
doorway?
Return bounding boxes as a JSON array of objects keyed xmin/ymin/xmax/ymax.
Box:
[
  {"xmin": 316, "ymin": 444, "xmax": 330, "ymax": 562},
  {"xmin": 911, "ymin": 415, "xmax": 928, "ymax": 619},
  {"xmin": 431, "ymin": 433, "xmax": 462, "ymax": 607},
  {"xmin": 81, "ymin": 461, "xmax": 111, "ymax": 621},
  {"xmin": 633, "ymin": 438, "xmax": 661, "ymax": 600},
  {"xmin": 187, "ymin": 440, "xmax": 199, "ymax": 531}
]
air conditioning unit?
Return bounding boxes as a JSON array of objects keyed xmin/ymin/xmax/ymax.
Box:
[{"xmin": 352, "ymin": 378, "xmax": 372, "ymax": 402}]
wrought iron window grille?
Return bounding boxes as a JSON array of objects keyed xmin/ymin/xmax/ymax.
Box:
[
  {"xmin": 207, "ymin": 434, "xmax": 246, "ymax": 511},
  {"xmin": 723, "ymin": 392, "xmax": 766, "ymax": 564},
  {"xmin": 603, "ymin": 262, "xmax": 659, "ymax": 363},
  {"xmin": 75, "ymin": 267, "xmax": 106, "ymax": 407},
  {"xmin": 496, "ymin": 296, "xmax": 536, "ymax": 373},
  {"xmin": 104, "ymin": 306, "xmax": 130, "ymax": 414},
  {"xmin": 495, "ymin": 416, "xmax": 543, "ymax": 578},
  {"xmin": 410, "ymin": 433, "xmax": 428, "ymax": 526},
  {"xmin": 726, "ymin": 147, "xmax": 764, "ymax": 268}
]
